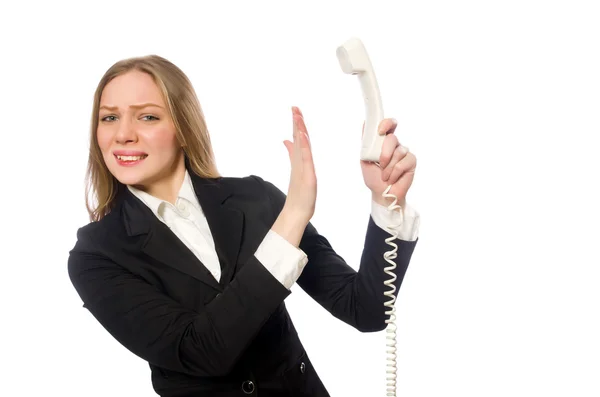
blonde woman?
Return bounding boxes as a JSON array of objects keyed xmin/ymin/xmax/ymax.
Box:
[{"xmin": 68, "ymin": 54, "xmax": 420, "ymax": 396}]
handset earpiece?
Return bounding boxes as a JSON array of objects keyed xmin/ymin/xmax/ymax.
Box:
[{"xmin": 336, "ymin": 37, "xmax": 385, "ymax": 163}]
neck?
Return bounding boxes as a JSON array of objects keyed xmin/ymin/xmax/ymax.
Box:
[{"xmin": 134, "ymin": 155, "xmax": 186, "ymax": 204}]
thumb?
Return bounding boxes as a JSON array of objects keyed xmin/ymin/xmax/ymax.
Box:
[{"xmin": 283, "ymin": 140, "xmax": 293, "ymax": 162}]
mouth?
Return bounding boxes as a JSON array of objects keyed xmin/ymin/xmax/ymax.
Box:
[{"xmin": 114, "ymin": 153, "xmax": 148, "ymax": 166}]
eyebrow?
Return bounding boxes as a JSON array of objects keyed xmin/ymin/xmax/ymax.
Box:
[{"xmin": 99, "ymin": 103, "xmax": 164, "ymax": 111}]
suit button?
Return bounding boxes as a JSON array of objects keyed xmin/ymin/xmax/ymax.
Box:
[
  {"xmin": 300, "ymin": 362, "xmax": 306, "ymax": 374},
  {"xmin": 242, "ymin": 380, "xmax": 255, "ymax": 394}
]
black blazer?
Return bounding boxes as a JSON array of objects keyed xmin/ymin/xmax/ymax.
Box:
[{"xmin": 68, "ymin": 167, "xmax": 418, "ymax": 397}]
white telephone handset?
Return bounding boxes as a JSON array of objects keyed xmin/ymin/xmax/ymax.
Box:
[
  {"xmin": 336, "ymin": 37, "xmax": 403, "ymax": 396},
  {"xmin": 336, "ymin": 37, "xmax": 386, "ymax": 162}
]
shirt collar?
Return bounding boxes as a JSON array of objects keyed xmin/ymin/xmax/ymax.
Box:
[
  {"xmin": 127, "ymin": 170, "xmax": 200, "ymax": 222},
  {"xmin": 178, "ymin": 171, "xmax": 200, "ymax": 210}
]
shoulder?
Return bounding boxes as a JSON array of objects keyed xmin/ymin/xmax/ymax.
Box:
[
  {"xmin": 219, "ymin": 174, "xmax": 268, "ymax": 188},
  {"xmin": 220, "ymin": 174, "xmax": 286, "ymax": 199},
  {"xmin": 218, "ymin": 174, "xmax": 287, "ymax": 215},
  {"xmin": 69, "ymin": 205, "xmax": 125, "ymax": 256}
]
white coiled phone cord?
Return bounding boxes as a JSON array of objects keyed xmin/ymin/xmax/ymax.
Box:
[{"xmin": 380, "ymin": 181, "xmax": 404, "ymax": 397}]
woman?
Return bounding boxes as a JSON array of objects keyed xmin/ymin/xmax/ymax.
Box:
[{"xmin": 68, "ymin": 54, "xmax": 419, "ymax": 397}]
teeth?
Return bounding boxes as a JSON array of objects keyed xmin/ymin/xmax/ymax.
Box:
[{"xmin": 117, "ymin": 155, "xmax": 146, "ymax": 161}]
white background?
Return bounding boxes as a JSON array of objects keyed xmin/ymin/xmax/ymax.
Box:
[{"xmin": 1, "ymin": 1, "xmax": 599, "ymax": 396}]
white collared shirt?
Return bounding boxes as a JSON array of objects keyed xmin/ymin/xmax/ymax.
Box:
[{"xmin": 127, "ymin": 171, "xmax": 420, "ymax": 289}]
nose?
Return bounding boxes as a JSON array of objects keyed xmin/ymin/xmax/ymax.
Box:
[{"xmin": 114, "ymin": 117, "xmax": 137, "ymax": 144}]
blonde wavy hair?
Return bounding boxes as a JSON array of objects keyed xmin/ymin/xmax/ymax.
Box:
[{"xmin": 85, "ymin": 55, "xmax": 220, "ymax": 222}]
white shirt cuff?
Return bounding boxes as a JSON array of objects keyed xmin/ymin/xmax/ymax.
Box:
[
  {"xmin": 370, "ymin": 200, "xmax": 420, "ymax": 241},
  {"xmin": 254, "ymin": 229, "xmax": 309, "ymax": 289}
]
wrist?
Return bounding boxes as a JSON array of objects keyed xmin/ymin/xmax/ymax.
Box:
[
  {"xmin": 271, "ymin": 206, "xmax": 309, "ymax": 247},
  {"xmin": 281, "ymin": 202, "xmax": 312, "ymax": 225}
]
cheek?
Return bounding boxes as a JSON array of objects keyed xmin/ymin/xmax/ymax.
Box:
[
  {"xmin": 146, "ymin": 128, "xmax": 180, "ymax": 157},
  {"xmin": 96, "ymin": 129, "xmax": 112, "ymax": 154}
]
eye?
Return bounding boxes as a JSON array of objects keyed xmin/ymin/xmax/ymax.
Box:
[
  {"xmin": 100, "ymin": 115, "xmax": 117, "ymax": 122},
  {"xmin": 142, "ymin": 115, "xmax": 159, "ymax": 121}
]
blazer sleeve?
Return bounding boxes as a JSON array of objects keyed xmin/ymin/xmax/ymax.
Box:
[
  {"xmin": 253, "ymin": 175, "xmax": 418, "ymax": 332},
  {"xmin": 67, "ymin": 226, "xmax": 290, "ymax": 377}
]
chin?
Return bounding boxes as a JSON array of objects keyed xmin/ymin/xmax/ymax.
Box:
[
  {"xmin": 115, "ymin": 173, "xmax": 149, "ymax": 187},
  {"xmin": 107, "ymin": 167, "xmax": 150, "ymax": 187}
]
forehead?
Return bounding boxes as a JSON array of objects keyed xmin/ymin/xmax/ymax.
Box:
[{"xmin": 100, "ymin": 70, "xmax": 165, "ymax": 107}]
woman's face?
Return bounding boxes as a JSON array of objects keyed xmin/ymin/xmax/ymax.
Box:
[{"xmin": 97, "ymin": 70, "xmax": 183, "ymax": 192}]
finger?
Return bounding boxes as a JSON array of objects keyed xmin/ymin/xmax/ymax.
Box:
[
  {"xmin": 378, "ymin": 118, "xmax": 398, "ymax": 135},
  {"xmin": 291, "ymin": 108, "xmax": 313, "ymax": 168},
  {"xmin": 292, "ymin": 107, "xmax": 305, "ymax": 128},
  {"xmin": 293, "ymin": 106, "xmax": 310, "ymax": 139},
  {"xmin": 291, "ymin": 110, "xmax": 304, "ymax": 170},
  {"xmin": 378, "ymin": 134, "xmax": 399, "ymax": 169},
  {"xmin": 390, "ymin": 170, "xmax": 415, "ymax": 201},
  {"xmin": 292, "ymin": 114, "xmax": 298, "ymax": 152},
  {"xmin": 300, "ymin": 133, "xmax": 314, "ymax": 169},
  {"xmin": 296, "ymin": 121, "xmax": 313, "ymax": 163},
  {"xmin": 382, "ymin": 145, "xmax": 409, "ymax": 181},
  {"xmin": 292, "ymin": 106, "xmax": 311, "ymax": 150},
  {"xmin": 386, "ymin": 152, "xmax": 416, "ymax": 183},
  {"xmin": 293, "ymin": 113, "xmax": 311, "ymax": 150},
  {"xmin": 293, "ymin": 105, "xmax": 304, "ymax": 118},
  {"xmin": 293, "ymin": 124, "xmax": 314, "ymax": 172}
]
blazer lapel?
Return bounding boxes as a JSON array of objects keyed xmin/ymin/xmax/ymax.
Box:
[
  {"xmin": 119, "ymin": 169, "xmax": 244, "ymax": 292},
  {"xmin": 121, "ymin": 189, "xmax": 222, "ymax": 292},
  {"xmin": 188, "ymin": 172, "xmax": 244, "ymax": 286}
]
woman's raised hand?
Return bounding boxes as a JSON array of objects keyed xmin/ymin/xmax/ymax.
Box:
[{"xmin": 282, "ymin": 106, "xmax": 317, "ymax": 225}]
